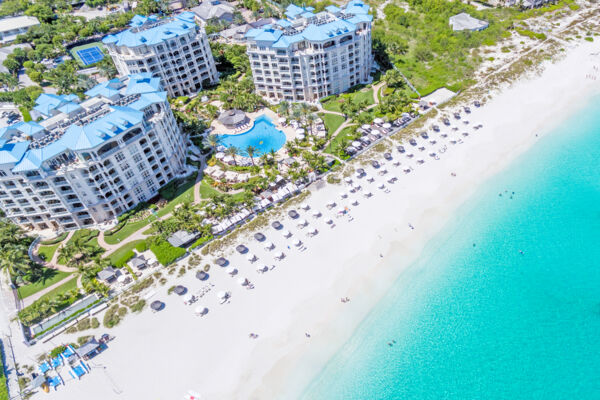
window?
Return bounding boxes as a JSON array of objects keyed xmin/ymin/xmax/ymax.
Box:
[
  {"xmin": 137, "ymin": 163, "xmax": 146, "ymax": 172},
  {"xmin": 142, "ymin": 170, "xmax": 150, "ymax": 179},
  {"xmin": 120, "ymin": 162, "xmax": 130, "ymax": 171},
  {"xmin": 125, "ymin": 170, "xmax": 134, "ymax": 179},
  {"xmin": 133, "ymin": 154, "xmax": 142, "ymax": 163}
]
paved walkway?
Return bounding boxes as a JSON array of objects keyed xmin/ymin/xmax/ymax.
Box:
[{"xmin": 21, "ymin": 274, "xmax": 77, "ymax": 307}]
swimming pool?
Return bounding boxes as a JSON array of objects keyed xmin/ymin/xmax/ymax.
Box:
[{"xmin": 218, "ymin": 115, "xmax": 286, "ymax": 156}]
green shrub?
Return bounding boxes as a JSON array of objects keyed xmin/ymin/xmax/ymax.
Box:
[
  {"xmin": 103, "ymin": 305, "xmax": 128, "ymax": 328},
  {"xmin": 112, "ymin": 250, "xmax": 135, "ymax": 268},
  {"xmin": 91, "ymin": 317, "xmax": 99, "ymax": 329},
  {"xmin": 191, "ymin": 234, "xmax": 213, "ymax": 249},
  {"xmin": 49, "ymin": 345, "xmax": 66, "ymax": 358},
  {"xmin": 135, "ymin": 241, "xmax": 148, "ymax": 252},
  {"xmin": 130, "ymin": 299, "xmax": 146, "ymax": 313},
  {"xmin": 77, "ymin": 335, "xmax": 93, "ymax": 346},
  {"xmin": 150, "ymin": 239, "xmax": 186, "ymax": 266},
  {"xmin": 41, "ymin": 232, "xmax": 68, "ymax": 245}
]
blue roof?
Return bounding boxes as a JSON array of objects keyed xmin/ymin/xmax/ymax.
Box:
[
  {"xmin": 0, "ymin": 141, "xmax": 29, "ymax": 164},
  {"xmin": 247, "ymin": 1, "xmax": 371, "ymax": 48},
  {"xmin": 1, "ymin": 74, "xmax": 164, "ymax": 172},
  {"xmin": 33, "ymin": 93, "xmax": 78, "ymax": 117},
  {"xmin": 58, "ymin": 102, "xmax": 82, "ymax": 114},
  {"xmin": 85, "ymin": 78, "xmax": 123, "ymax": 98},
  {"xmin": 103, "ymin": 12, "xmax": 197, "ymax": 48}
]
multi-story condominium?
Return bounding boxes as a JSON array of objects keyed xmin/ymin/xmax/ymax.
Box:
[
  {"xmin": 245, "ymin": 0, "xmax": 373, "ymax": 103},
  {"xmin": 0, "ymin": 73, "xmax": 186, "ymax": 232},
  {"xmin": 103, "ymin": 12, "xmax": 218, "ymax": 98}
]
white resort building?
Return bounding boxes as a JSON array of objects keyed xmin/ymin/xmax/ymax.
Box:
[
  {"xmin": 245, "ymin": 0, "xmax": 373, "ymax": 103},
  {"xmin": 0, "ymin": 74, "xmax": 187, "ymax": 232},
  {"xmin": 103, "ymin": 12, "xmax": 219, "ymax": 98}
]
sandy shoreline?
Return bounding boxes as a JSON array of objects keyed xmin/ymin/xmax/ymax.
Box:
[{"xmin": 20, "ymin": 39, "xmax": 600, "ymax": 400}]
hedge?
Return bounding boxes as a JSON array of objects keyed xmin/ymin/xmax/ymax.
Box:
[
  {"xmin": 191, "ymin": 234, "xmax": 213, "ymax": 249},
  {"xmin": 40, "ymin": 232, "xmax": 68, "ymax": 245},
  {"xmin": 112, "ymin": 250, "xmax": 135, "ymax": 268},
  {"xmin": 150, "ymin": 239, "xmax": 186, "ymax": 266}
]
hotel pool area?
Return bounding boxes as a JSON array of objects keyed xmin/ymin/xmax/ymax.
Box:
[{"xmin": 218, "ymin": 115, "xmax": 287, "ymax": 156}]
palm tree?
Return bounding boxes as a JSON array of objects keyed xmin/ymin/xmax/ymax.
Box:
[
  {"xmin": 278, "ymin": 101, "xmax": 290, "ymax": 117},
  {"xmin": 245, "ymin": 145, "xmax": 258, "ymax": 167},
  {"xmin": 306, "ymin": 113, "xmax": 316, "ymax": 136},
  {"xmin": 299, "ymin": 102, "xmax": 311, "ymax": 118},
  {"xmin": 204, "ymin": 135, "xmax": 221, "ymax": 154},
  {"xmin": 225, "ymin": 146, "xmax": 239, "ymax": 166}
]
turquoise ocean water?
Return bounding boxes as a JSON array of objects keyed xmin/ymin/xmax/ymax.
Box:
[{"xmin": 301, "ymin": 98, "xmax": 600, "ymax": 399}]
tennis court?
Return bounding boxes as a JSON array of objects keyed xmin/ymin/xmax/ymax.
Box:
[{"xmin": 76, "ymin": 46, "xmax": 105, "ymax": 66}]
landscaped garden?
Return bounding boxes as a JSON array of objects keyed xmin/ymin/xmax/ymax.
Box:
[{"xmin": 17, "ymin": 269, "xmax": 72, "ymax": 300}]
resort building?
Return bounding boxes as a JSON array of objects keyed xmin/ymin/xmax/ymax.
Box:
[
  {"xmin": 103, "ymin": 12, "xmax": 218, "ymax": 98},
  {"xmin": 0, "ymin": 15, "xmax": 40, "ymax": 43},
  {"xmin": 245, "ymin": 0, "xmax": 373, "ymax": 103},
  {"xmin": 0, "ymin": 73, "xmax": 186, "ymax": 232}
]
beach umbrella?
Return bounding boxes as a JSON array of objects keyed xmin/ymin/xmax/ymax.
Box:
[
  {"xmin": 301, "ymin": 203, "xmax": 310, "ymax": 210},
  {"xmin": 254, "ymin": 232, "xmax": 266, "ymax": 242},
  {"xmin": 309, "ymin": 227, "xmax": 318, "ymax": 235},
  {"xmin": 312, "ymin": 210, "xmax": 321, "ymax": 217},
  {"xmin": 215, "ymin": 152, "xmax": 225, "ymax": 160},
  {"xmin": 351, "ymin": 199, "xmax": 359, "ymax": 206},
  {"xmin": 238, "ymin": 277, "xmax": 248, "ymax": 286},
  {"xmin": 340, "ymin": 192, "xmax": 348, "ymax": 199},
  {"xmin": 326, "ymin": 200, "xmax": 336, "ymax": 208},
  {"xmin": 150, "ymin": 301, "xmax": 164, "ymax": 311},
  {"xmin": 278, "ymin": 117, "xmax": 286, "ymax": 123},
  {"xmin": 326, "ymin": 218, "xmax": 334, "ymax": 225},
  {"xmin": 226, "ymin": 267, "xmax": 238, "ymax": 275},
  {"xmin": 283, "ymin": 230, "xmax": 292, "ymax": 237},
  {"xmin": 264, "ymin": 242, "xmax": 275, "ymax": 250},
  {"xmin": 247, "ymin": 253, "xmax": 257, "ymax": 262},
  {"xmin": 364, "ymin": 191, "xmax": 373, "ymax": 197},
  {"xmin": 217, "ymin": 291, "xmax": 228, "ymax": 300},
  {"xmin": 293, "ymin": 238, "xmax": 302, "ymax": 247},
  {"xmin": 174, "ymin": 285, "xmax": 187, "ymax": 295},
  {"xmin": 182, "ymin": 293, "xmax": 193, "ymax": 304},
  {"xmin": 378, "ymin": 182, "xmax": 385, "ymax": 189},
  {"xmin": 344, "ymin": 177, "xmax": 353, "ymax": 184},
  {"xmin": 352, "ymin": 141, "xmax": 362, "ymax": 148},
  {"xmin": 374, "ymin": 118, "xmax": 384, "ymax": 124},
  {"xmin": 275, "ymin": 251, "xmax": 285, "ymax": 259},
  {"xmin": 215, "ymin": 257, "xmax": 228, "ymax": 267},
  {"xmin": 388, "ymin": 175, "xmax": 398, "ymax": 182},
  {"xmin": 361, "ymin": 124, "xmax": 370, "ymax": 130},
  {"xmin": 196, "ymin": 271, "xmax": 208, "ymax": 280},
  {"xmin": 117, "ymin": 275, "xmax": 127, "ymax": 283},
  {"xmin": 295, "ymin": 128, "xmax": 305, "ymax": 134},
  {"xmin": 371, "ymin": 129, "xmax": 381, "ymax": 136},
  {"xmin": 383, "ymin": 123, "xmax": 392, "ymax": 129},
  {"xmin": 195, "ymin": 306, "xmax": 208, "ymax": 316},
  {"xmin": 272, "ymin": 221, "xmax": 283, "ymax": 230},
  {"xmin": 298, "ymin": 219, "xmax": 308, "ymax": 227}
]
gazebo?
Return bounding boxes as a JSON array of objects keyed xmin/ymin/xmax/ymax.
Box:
[{"xmin": 218, "ymin": 109, "xmax": 248, "ymax": 128}]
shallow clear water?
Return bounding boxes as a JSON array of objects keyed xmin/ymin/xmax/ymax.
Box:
[
  {"xmin": 301, "ymin": 98, "xmax": 600, "ymax": 399},
  {"xmin": 219, "ymin": 115, "xmax": 286, "ymax": 156}
]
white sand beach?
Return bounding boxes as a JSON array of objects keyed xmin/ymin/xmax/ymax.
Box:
[{"xmin": 22, "ymin": 39, "xmax": 600, "ymax": 400}]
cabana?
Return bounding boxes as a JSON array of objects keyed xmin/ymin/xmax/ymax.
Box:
[
  {"xmin": 74, "ymin": 338, "xmax": 102, "ymax": 360},
  {"xmin": 96, "ymin": 266, "xmax": 117, "ymax": 283},
  {"xmin": 288, "ymin": 210, "xmax": 299, "ymax": 219},
  {"xmin": 167, "ymin": 230, "xmax": 198, "ymax": 248},
  {"xmin": 128, "ymin": 256, "xmax": 147, "ymax": 272},
  {"xmin": 236, "ymin": 244, "xmax": 248, "ymax": 254},
  {"xmin": 150, "ymin": 300, "xmax": 164, "ymax": 312},
  {"xmin": 174, "ymin": 285, "xmax": 187, "ymax": 295},
  {"xmin": 196, "ymin": 271, "xmax": 209, "ymax": 280},
  {"xmin": 254, "ymin": 232, "xmax": 266, "ymax": 242},
  {"xmin": 271, "ymin": 221, "xmax": 283, "ymax": 230}
]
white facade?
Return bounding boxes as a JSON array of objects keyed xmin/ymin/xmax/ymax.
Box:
[
  {"xmin": 0, "ymin": 75, "xmax": 186, "ymax": 232},
  {"xmin": 245, "ymin": 2, "xmax": 373, "ymax": 103},
  {"xmin": 0, "ymin": 16, "xmax": 39, "ymax": 43},
  {"xmin": 103, "ymin": 12, "xmax": 218, "ymax": 98}
]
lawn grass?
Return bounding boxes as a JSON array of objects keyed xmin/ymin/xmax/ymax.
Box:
[
  {"xmin": 37, "ymin": 243, "xmax": 60, "ymax": 262},
  {"xmin": 319, "ymin": 113, "xmax": 345, "ymax": 135},
  {"xmin": 17, "ymin": 269, "xmax": 71, "ymax": 299},
  {"xmin": 322, "ymin": 88, "xmax": 375, "ymax": 112},
  {"xmin": 107, "ymin": 240, "xmax": 144, "ymax": 266},
  {"xmin": 103, "ymin": 174, "xmax": 197, "ymax": 245},
  {"xmin": 199, "ymin": 180, "xmax": 221, "ymax": 198},
  {"xmin": 324, "ymin": 126, "xmax": 357, "ymax": 155},
  {"xmin": 37, "ymin": 275, "xmax": 78, "ymax": 302},
  {"xmin": 57, "ymin": 229, "xmax": 103, "ymax": 264}
]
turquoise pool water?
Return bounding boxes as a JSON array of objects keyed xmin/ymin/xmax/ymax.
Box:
[
  {"xmin": 301, "ymin": 97, "xmax": 600, "ymax": 399},
  {"xmin": 218, "ymin": 115, "xmax": 286, "ymax": 156}
]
